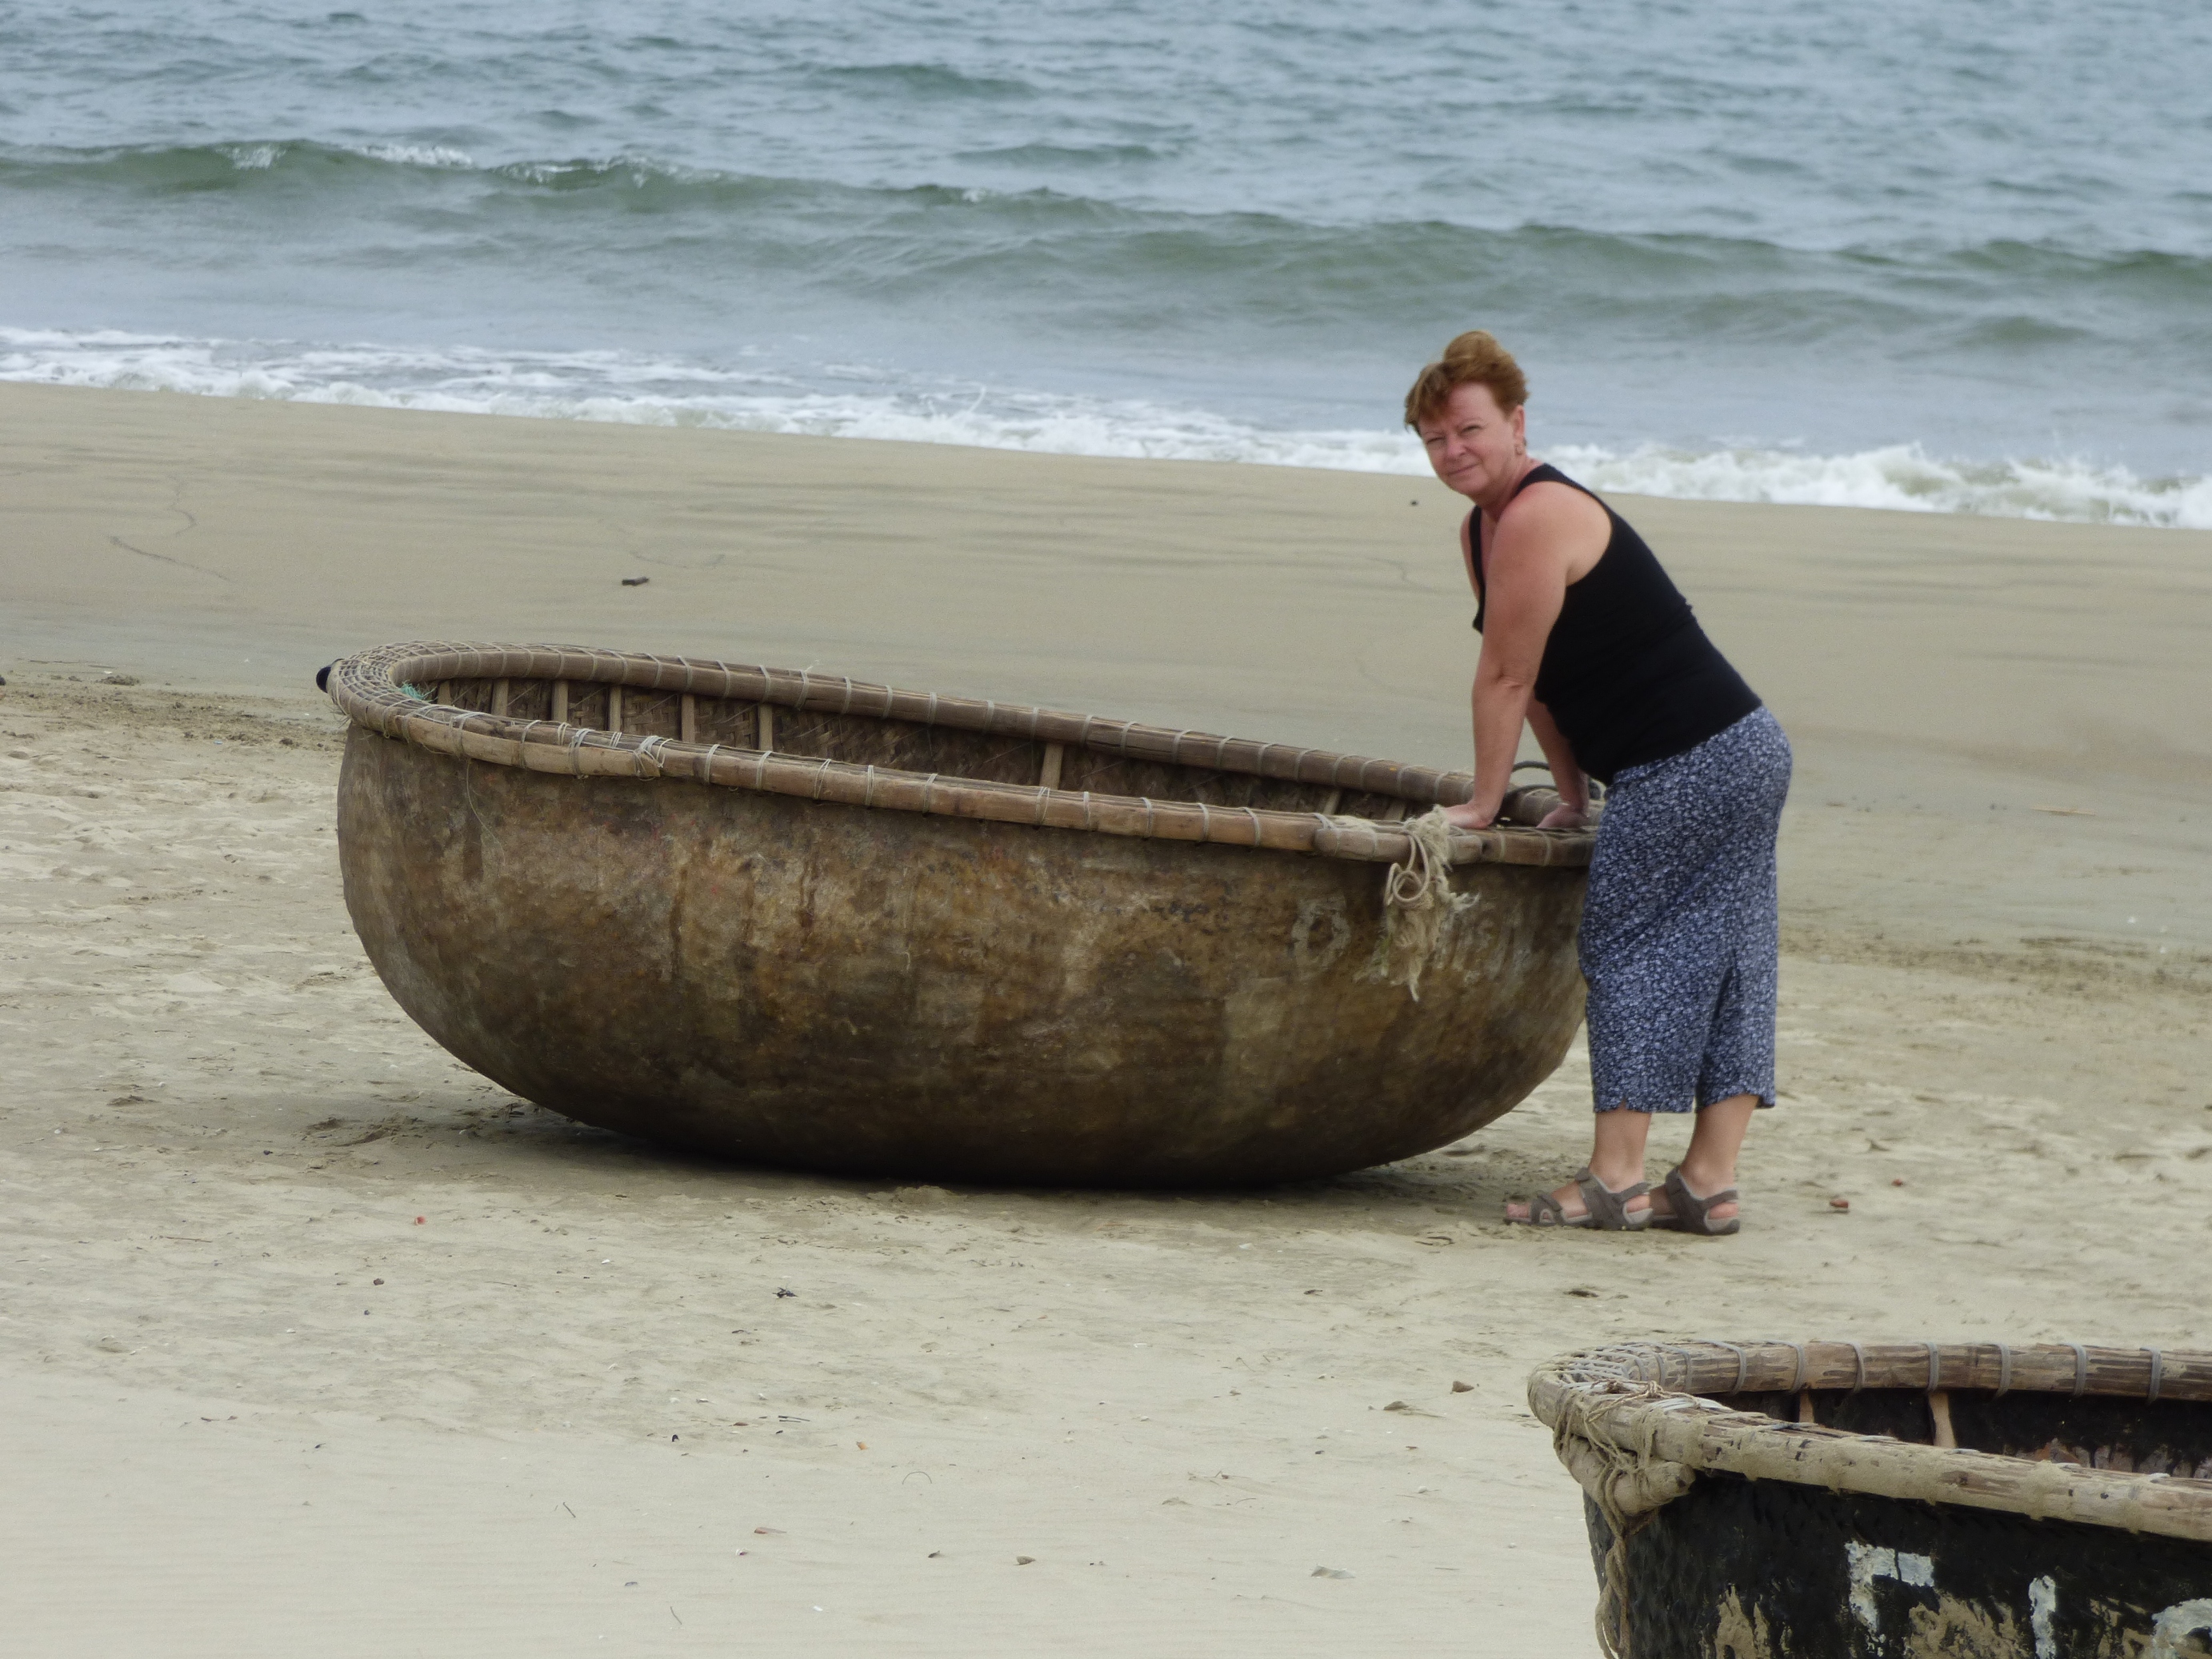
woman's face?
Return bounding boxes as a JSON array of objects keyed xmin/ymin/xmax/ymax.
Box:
[{"xmin": 1418, "ymin": 382, "xmax": 1526, "ymax": 502}]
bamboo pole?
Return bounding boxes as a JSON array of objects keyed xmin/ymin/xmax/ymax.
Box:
[
  {"xmin": 1538, "ymin": 1338, "xmax": 2212, "ymax": 1406},
  {"xmin": 330, "ymin": 643, "xmax": 1483, "ymax": 795},
  {"xmin": 1528, "ymin": 1341, "xmax": 2212, "ymax": 1547},
  {"xmin": 321, "ymin": 642, "xmax": 1598, "ymax": 870},
  {"xmin": 387, "ymin": 704, "xmax": 1586, "ymax": 868}
]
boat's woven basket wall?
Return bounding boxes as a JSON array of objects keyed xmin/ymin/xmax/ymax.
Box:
[
  {"xmin": 328, "ymin": 642, "xmax": 1599, "ymax": 1185},
  {"xmin": 1530, "ymin": 1341, "xmax": 2212, "ymax": 1659}
]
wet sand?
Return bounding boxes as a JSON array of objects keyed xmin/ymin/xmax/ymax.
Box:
[{"xmin": 3, "ymin": 383, "xmax": 2209, "ymax": 1654}]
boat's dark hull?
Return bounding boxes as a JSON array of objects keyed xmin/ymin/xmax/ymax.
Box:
[
  {"xmin": 1533, "ymin": 1343, "xmax": 2212, "ymax": 1659},
  {"xmin": 1592, "ymin": 1469, "xmax": 2212, "ymax": 1658}
]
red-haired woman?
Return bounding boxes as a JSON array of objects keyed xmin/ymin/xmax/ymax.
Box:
[{"xmin": 1408, "ymin": 331, "xmax": 1790, "ymax": 1235}]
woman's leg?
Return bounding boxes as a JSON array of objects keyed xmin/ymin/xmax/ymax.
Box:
[
  {"xmin": 1518, "ymin": 749, "xmax": 1702, "ymax": 1221},
  {"xmin": 1502, "ymin": 748, "xmax": 1695, "ymax": 1224},
  {"xmin": 1649, "ymin": 1093, "xmax": 1756, "ymax": 1225},
  {"xmin": 1654, "ymin": 711, "xmax": 1790, "ymax": 1228},
  {"xmin": 1502, "ymin": 1105, "xmax": 1653, "ymax": 1222},
  {"xmin": 1505, "ymin": 1093, "xmax": 1752, "ymax": 1225},
  {"xmin": 1505, "ymin": 710, "xmax": 1786, "ymax": 1229}
]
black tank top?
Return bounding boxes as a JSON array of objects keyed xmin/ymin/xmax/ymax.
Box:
[{"xmin": 1471, "ymin": 463, "xmax": 1758, "ymax": 784}]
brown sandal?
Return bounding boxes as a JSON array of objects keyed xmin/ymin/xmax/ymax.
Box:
[
  {"xmin": 1652, "ymin": 1166, "xmax": 1741, "ymax": 1236},
  {"xmin": 1509, "ymin": 1166, "xmax": 1650, "ymax": 1230}
]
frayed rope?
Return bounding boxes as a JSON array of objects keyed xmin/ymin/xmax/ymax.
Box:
[{"xmin": 1379, "ymin": 810, "xmax": 1477, "ymax": 1001}]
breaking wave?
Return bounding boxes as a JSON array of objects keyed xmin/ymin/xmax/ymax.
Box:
[{"xmin": 4, "ymin": 326, "xmax": 2203, "ymax": 529}]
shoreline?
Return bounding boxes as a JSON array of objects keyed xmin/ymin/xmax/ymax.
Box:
[{"xmin": 5, "ymin": 351, "xmax": 2207, "ymax": 530}]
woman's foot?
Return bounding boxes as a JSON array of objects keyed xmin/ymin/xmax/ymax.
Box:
[
  {"xmin": 1503, "ymin": 1167, "xmax": 1651, "ymax": 1229},
  {"xmin": 1648, "ymin": 1166, "xmax": 1741, "ymax": 1233}
]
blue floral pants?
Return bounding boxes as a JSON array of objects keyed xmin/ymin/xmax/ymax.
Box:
[{"xmin": 1579, "ymin": 706, "xmax": 1792, "ymax": 1114}]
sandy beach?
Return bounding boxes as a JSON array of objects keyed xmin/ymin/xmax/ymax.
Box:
[{"xmin": 3, "ymin": 382, "xmax": 2210, "ymax": 1654}]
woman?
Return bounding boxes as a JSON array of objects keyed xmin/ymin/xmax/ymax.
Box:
[{"xmin": 1408, "ymin": 331, "xmax": 1790, "ymax": 1235}]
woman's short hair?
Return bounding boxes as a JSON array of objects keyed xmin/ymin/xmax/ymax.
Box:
[{"xmin": 1403, "ymin": 331, "xmax": 1528, "ymax": 428}]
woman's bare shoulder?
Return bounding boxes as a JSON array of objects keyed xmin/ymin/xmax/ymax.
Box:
[
  {"xmin": 1502, "ymin": 474, "xmax": 1609, "ymax": 526},
  {"xmin": 1490, "ymin": 474, "xmax": 1610, "ymax": 577},
  {"xmin": 1499, "ymin": 475, "xmax": 1607, "ymax": 541}
]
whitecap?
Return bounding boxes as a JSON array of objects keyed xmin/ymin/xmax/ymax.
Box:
[
  {"xmin": 353, "ymin": 142, "xmax": 476, "ymax": 170},
  {"xmin": 1547, "ymin": 442, "xmax": 2212, "ymax": 530},
  {"xmin": 217, "ymin": 143, "xmax": 283, "ymax": 170}
]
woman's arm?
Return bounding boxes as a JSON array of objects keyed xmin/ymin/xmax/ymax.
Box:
[
  {"xmin": 1440, "ymin": 489, "xmax": 1595, "ymax": 828},
  {"xmin": 1525, "ymin": 699, "xmax": 1590, "ymax": 827}
]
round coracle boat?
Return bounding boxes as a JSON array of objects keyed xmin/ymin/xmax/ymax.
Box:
[
  {"xmin": 1531, "ymin": 1339, "xmax": 2212, "ymax": 1659},
  {"xmin": 326, "ymin": 642, "xmax": 1597, "ymax": 1186}
]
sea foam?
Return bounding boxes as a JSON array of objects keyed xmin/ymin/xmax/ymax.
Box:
[{"xmin": 4, "ymin": 327, "xmax": 2204, "ymax": 530}]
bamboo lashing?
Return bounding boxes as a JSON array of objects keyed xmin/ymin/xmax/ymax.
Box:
[
  {"xmin": 323, "ymin": 642, "xmax": 1599, "ymax": 871},
  {"xmin": 1530, "ymin": 1340, "xmax": 2212, "ymax": 1547}
]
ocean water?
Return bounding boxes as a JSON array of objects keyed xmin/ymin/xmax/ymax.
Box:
[{"xmin": 3, "ymin": 1, "xmax": 2208, "ymax": 525}]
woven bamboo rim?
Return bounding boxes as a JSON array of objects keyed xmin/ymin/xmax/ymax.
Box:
[
  {"xmin": 1529, "ymin": 1339, "xmax": 2212, "ymax": 1545},
  {"xmin": 325, "ymin": 642, "xmax": 1596, "ymax": 869}
]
